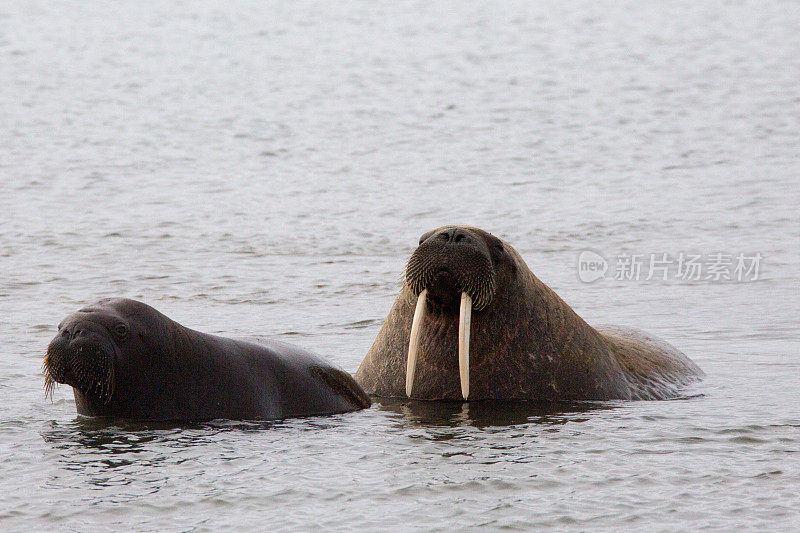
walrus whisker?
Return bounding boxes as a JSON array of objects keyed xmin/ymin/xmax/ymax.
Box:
[
  {"xmin": 44, "ymin": 374, "xmax": 55, "ymax": 400},
  {"xmin": 105, "ymin": 356, "xmax": 115, "ymax": 404},
  {"xmin": 43, "ymin": 352, "xmax": 55, "ymax": 400}
]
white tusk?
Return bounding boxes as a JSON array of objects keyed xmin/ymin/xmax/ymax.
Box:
[
  {"xmin": 406, "ymin": 289, "xmax": 427, "ymax": 398},
  {"xmin": 458, "ymin": 292, "xmax": 472, "ymax": 401}
]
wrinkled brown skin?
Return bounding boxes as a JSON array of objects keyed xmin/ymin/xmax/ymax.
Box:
[
  {"xmin": 45, "ymin": 298, "xmax": 370, "ymax": 421},
  {"xmin": 355, "ymin": 226, "xmax": 703, "ymax": 401}
]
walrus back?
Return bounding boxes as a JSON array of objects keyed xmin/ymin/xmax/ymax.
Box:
[
  {"xmin": 595, "ymin": 325, "xmax": 704, "ymax": 400},
  {"xmin": 231, "ymin": 337, "xmax": 371, "ymax": 417}
]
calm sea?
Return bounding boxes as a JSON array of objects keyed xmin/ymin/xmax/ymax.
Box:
[{"xmin": 1, "ymin": 1, "xmax": 798, "ymax": 530}]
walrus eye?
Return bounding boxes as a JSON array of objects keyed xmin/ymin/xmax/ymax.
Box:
[{"xmin": 114, "ymin": 323, "xmax": 128, "ymax": 338}]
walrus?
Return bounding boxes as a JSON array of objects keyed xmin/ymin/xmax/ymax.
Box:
[
  {"xmin": 355, "ymin": 225, "xmax": 703, "ymax": 401},
  {"xmin": 44, "ymin": 298, "xmax": 370, "ymax": 421}
]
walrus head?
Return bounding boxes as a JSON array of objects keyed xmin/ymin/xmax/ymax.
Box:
[
  {"xmin": 404, "ymin": 226, "xmax": 518, "ymax": 399},
  {"xmin": 43, "ymin": 304, "xmax": 129, "ymax": 406}
]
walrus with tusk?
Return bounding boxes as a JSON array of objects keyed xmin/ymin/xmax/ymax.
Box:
[{"xmin": 355, "ymin": 225, "xmax": 703, "ymax": 401}]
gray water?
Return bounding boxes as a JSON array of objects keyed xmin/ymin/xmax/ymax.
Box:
[{"xmin": 2, "ymin": 1, "xmax": 799, "ymax": 530}]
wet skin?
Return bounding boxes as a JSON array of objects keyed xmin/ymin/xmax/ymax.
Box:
[{"xmin": 45, "ymin": 298, "xmax": 370, "ymax": 421}]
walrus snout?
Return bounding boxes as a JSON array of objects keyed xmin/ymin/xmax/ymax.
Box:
[
  {"xmin": 44, "ymin": 318, "xmax": 116, "ymax": 403},
  {"xmin": 406, "ymin": 226, "xmax": 496, "ymax": 312},
  {"xmin": 434, "ymin": 227, "xmax": 475, "ymax": 245}
]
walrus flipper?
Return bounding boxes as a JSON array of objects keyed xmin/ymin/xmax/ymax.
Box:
[
  {"xmin": 312, "ymin": 366, "xmax": 372, "ymax": 409},
  {"xmin": 596, "ymin": 325, "xmax": 704, "ymax": 400}
]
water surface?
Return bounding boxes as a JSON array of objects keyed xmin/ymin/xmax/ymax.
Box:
[{"xmin": 1, "ymin": 1, "xmax": 798, "ymax": 530}]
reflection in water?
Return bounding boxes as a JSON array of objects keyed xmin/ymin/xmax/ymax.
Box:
[
  {"xmin": 40, "ymin": 420, "xmax": 176, "ymax": 492},
  {"xmin": 39, "ymin": 417, "xmax": 280, "ymax": 492},
  {"xmin": 37, "ymin": 414, "xmax": 359, "ymax": 495},
  {"xmin": 374, "ymin": 398, "xmax": 614, "ymax": 429},
  {"xmin": 43, "ymin": 418, "xmax": 213, "ymax": 453},
  {"xmin": 40, "ymin": 416, "xmax": 295, "ymax": 454}
]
